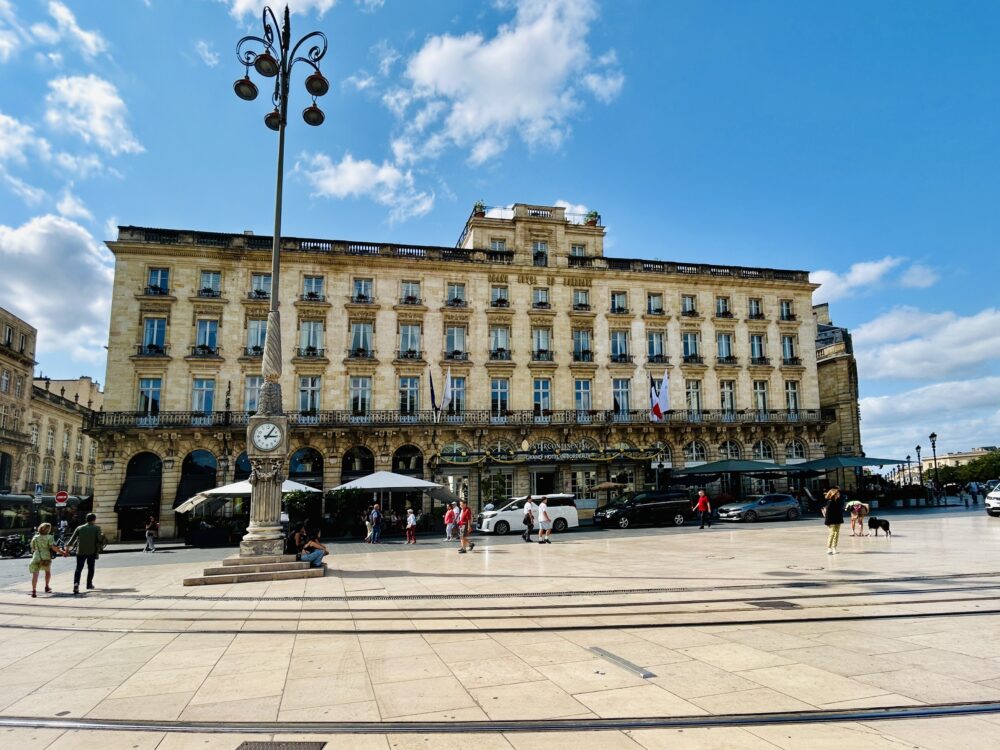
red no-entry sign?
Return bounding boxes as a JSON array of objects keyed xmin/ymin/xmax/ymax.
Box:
[{"xmin": 55, "ymin": 491, "xmax": 69, "ymax": 506}]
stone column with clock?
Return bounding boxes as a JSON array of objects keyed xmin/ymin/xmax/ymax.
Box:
[{"xmin": 241, "ymin": 311, "xmax": 289, "ymax": 557}]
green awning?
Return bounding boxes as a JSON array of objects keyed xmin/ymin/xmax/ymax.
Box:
[
  {"xmin": 674, "ymin": 459, "xmax": 802, "ymax": 476},
  {"xmin": 795, "ymin": 456, "xmax": 905, "ymax": 471}
]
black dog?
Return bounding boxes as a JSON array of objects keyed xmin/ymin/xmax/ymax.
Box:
[{"xmin": 868, "ymin": 516, "xmax": 891, "ymax": 536}]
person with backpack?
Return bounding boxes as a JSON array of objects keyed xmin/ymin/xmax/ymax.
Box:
[{"xmin": 370, "ymin": 504, "xmax": 383, "ymax": 544}]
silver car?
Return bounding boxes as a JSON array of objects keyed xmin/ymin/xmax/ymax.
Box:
[{"xmin": 717, "ymin": 494, "xmax": 802, "ymax": 522}]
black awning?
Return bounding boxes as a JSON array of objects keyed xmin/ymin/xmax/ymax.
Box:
[
  {"xmin": 174, "ymin": 474, "xmax": 216, "ymax": 508},
  {"xmin": 115, "ymin": 476, "xmax": 161, "ymax": 511}
]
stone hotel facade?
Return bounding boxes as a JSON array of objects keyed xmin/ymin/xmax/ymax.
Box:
[{"xmin": 89, "ymin": 204, "xmax": 835, "ymax": 539}]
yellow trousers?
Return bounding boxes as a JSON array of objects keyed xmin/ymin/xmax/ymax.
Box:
[{"xmin": 827, "ymin": 524, "xmax": 841, "ymax": 549}]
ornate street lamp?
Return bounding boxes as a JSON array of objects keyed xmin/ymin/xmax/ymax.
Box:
[
  {"xmin": 232, "ymin": 5, "xmax": 329, "ymax": 557},
  {"xmin": 929, "ymin": 432, "xmax": 939, "ymax": 489},
  {"xmin": 905, "ymin": 454, "xmax": 911, "ymax": 484},
  {"xmin": 916, "ymin": 445, "xmax": 923, "ymax": 488}
]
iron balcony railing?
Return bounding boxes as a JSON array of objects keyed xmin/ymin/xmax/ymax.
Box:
[
  {"xmin": 610, "ymin": 353, "xmax": 634, "ymax": 364},
  {"xmin": 142, "ymin": 285, "xmax": 170, "ymax": 296},
  {"xmin": 445, "ymin": 298, "xmax": 468, "ymax": 307},
  {"xmin": 244, "ymin": 345, "xmax": 264, "ymax": 357},
  {"xmin": 489, "ymin": 348, "xmax": 512, "ymax": 361},
  {"xmin": 398, "ymin": 296, "xmax": 423, "ymax": 305},
  {"xmin": 490, "ymin": 298, "xmax": 510, "ymax": 308},
  {"xmin": 88, "ymin": 407, "xmax": 835, "ymax": 431},
  {"xmin": 748, "ymin": 312, "xmax": 766, "ymax": 320},
  {"xmin": 189, "ymin": 345, "xmax": 220, "ymax": 357},
  {"xmin": 750, "ymin": 356, "xmax": 771, "ymax": 366},
  {"xmin": 350, "ymin": 294, "xmax": 373, "ymax": 304},
  {"xmin": 347, "ymin": 348, "xmax": 376, "ymax": 359},
  {"xmin": 444, "ymin": 350, "xmax": 469, "ymax": 361},
  {"xmin": 781, "ymin": 313, "xmax": 798, "ymax": 321},
  {"xmin": 135, "ymin": 344, "xmax": 168, "ymax": 357},
  {"xmin": 300, "ymin": 292, "xmax": 326, "ymax": 302},
  {"xmin": 532, "ymin": 301, "xmax": 551, "ymax": 309},
  {"xmin": 248, "ymin": 289, "xmax": 271, "ymax": 300},
  {"xmin": 647, "ymin": 354, "xmax": 669, "ymax": 364},
  {"xmin": 297, "ymin": 347, "xmax": 325, "ymax": 358},
  {"xmin": 680, "ymin": 309, "xmax": 700, "ymax": 317},
  {"xmin": 532, "ymin": 350, "xmax": 554, "ymax": 361},
  {"xmin": 782, "ymin": 356, "xmax": 802, "ymax": 366},
  {"xmin": 572, "ymin": 303, "xmax": 591, "ymax": 312},
  {"xmin": 573, "ymin": 351, "xmax": 594, "ymax": 362},
  {"xmin": 396, "ymin": 349, "xmax": 423, "ymax": 360},
  {"xmin": 197, "ymin": 288, "xmax": 222, "ymax": 298},
  {"xmin": 717, "ymin": 355, "xmax": 739, "ymax": 365},
  {"xmin": 646, "ymin": 308, "xmax": 665, "ymax": 316},
  {"xmin": 683, "ymin": 354, "xmax": 704, "ymax": 364}
]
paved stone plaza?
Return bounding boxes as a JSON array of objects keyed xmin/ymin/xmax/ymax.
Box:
[{"xmin": 1, "ymin": 510, "xmax": 1000, "ymax": 749}]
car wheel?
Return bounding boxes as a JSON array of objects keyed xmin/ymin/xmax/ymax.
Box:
[
  {"xmin": 744, "ymin": 510, "xmax": 758, "ymax": 522},
  {"xmin": 617, "ymin": 516, "xmax": 630, "ymax": 529},
  {"xmin": 787, "ymin": 508, "xmax": 800, "ymax": 520},
  {"xmin": 553, "ymin": 518, "xmax": 568, "ymax": 532},
  {"xmin": 673, "ymin": 513, "xmax": 686, "ymax": 526},
  {"xmin": 494, "ymin": 521, "xmax": 509, "ymax": 536}
]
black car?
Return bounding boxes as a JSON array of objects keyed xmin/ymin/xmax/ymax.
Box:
[{"xmin": 594, "ymin": 490, "xmax": 694, "ymax": 528}]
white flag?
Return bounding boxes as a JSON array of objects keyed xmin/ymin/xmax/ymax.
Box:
[
  {"xmin": 656, "ymin": 369, "xmax": 670, "ymax": 419},
  {"xmin": 440, "ymin": 368, "xmax": 453, "ymax": 414}
]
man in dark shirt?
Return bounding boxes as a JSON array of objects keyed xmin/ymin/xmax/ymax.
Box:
[
  {"xmin": 66, "ymin": 513, "xmax": 107, "ymax": 594},
  {"xmin": 370, "ymin": 504, "xmax": 383, "ymax": 544}
]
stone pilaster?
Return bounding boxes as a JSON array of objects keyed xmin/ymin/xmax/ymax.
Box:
[{"xmin": 158, "ymin": 459, "xmax": 181, "ymax": 538}]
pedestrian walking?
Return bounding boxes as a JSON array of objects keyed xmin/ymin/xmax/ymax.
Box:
[
  {"xmin": 28, "ymin": 523, "xmax": 63, "ymax": 598},
  {"xmin": 143, "ymin": 515, "xmax": 159, "ymax": 552},
  {"xmin": 457, "ymin": 499, "xmax": 475, "ymax": 553},
  {"xmin": 822, "ymin": 487, "xmax": 844, "ymax": 555},
  {"xmin": 521, "ymin": 497, "xmax": 536, "ymax": 542},
  {"xmin": 370, "ymin": 504, "xmax": 383, "ymax": 544},
  {"xmin": 300, "ymin": 531, "xmax": 328, "ymax": 568},
  {"xmin": 693, "ymin": 490, "xmax": 712, "ymax": 528},
  {"xmin": 66, "ymin": 513, "xmax": 107, "ymax": 594},
  {"xmin": 405, "ymin": 508, "xmax": 417, "ymax": 544},
  {"xmin": 536, "ymin": 497, "xmax": 552, "ymax": 544},
  {"xmin": 444, "ymin": 502, "xmax": 457, "ymax": 541},
  {"xmin": 363, "ymin": 507, "xmax": 374, "ymax": 542}
]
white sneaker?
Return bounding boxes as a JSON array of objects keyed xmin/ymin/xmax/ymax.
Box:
[
  {"xmin": 832, "ymin": 549, "xmax": 838, "ymax": 554},
  {"xmin": 827, "ymin": 549, "xmax": 834, "ymax": 555}
]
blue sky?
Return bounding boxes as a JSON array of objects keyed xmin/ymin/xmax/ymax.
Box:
[{"xmin": 1, "ymin": 0, "xmax": 998, "ymax": 461}]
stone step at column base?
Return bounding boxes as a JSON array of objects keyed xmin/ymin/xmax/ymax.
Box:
[
  {"xmin": 222, "ymin": 554, "xmax": 298, "ymax": 566},
  {"xmin": 183, "ymin": 560, "xmax": 326, "ymax": 586}
]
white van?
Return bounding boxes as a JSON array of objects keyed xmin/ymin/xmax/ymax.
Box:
[{"xmin": 476, "ymin": 493, "xmax": 580, "ymax": 535}]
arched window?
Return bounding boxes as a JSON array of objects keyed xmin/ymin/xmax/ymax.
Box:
[
  {"xmin": 25, "ymin": 455, "xmax": 38, "ymax": 485},
  {"xmin": 752, "ymin": 440, "xmax": 775, "ymax": 461},
  {"xmin": 440, "ymin": 442, "xmax": 472, "ymax": 463},
  {"xmin": 342, "ymin": 446, "xmax": 374, "ymax": 479},
  {"xmin": 392, "ymin": 445, "xmax": 424, "ymax": 475},
  {"xmin": 116, "ymin": 452, "xmax": 162, "ymax": 538},
  {"xmin": 175, "ymin": 450, "xmax": 218, "ymax": 507},
  {"xmin": 233, "ymin": 452, "xmax": 252, "ymax": 481},
  {"xmin": 289, "ymin": 447, "xmax": 324, "ymax": 489},
  {"xmin": 719, "ymin": 440, "xmax": 742, "ymax": 460},
  {"xmin": 785, "ymin": 440, "xmax": 807, "ymax": 461},
  {"xmin": 42, "ymin": 459, "xmax": 54, "ymax": 486},
  {"xmin": 684, "ymin": 441, "xmax": 708, "ymax": 462}
]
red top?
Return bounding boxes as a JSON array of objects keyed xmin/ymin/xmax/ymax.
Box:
[
  {"xmin": 459, "ymin": 507, "xmax": 472, "ymax": 526},
  {"xmin": 695, "ymin": 495, "xmax": 711, "ymax": 511},
  {"xmin": 444, "ymin": 508, "xmax": 455, "ymax": 524}
]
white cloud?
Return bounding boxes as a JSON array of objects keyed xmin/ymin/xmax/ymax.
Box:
[
  {"xmin": 296, "ymin": 151, "xmax": 434, "ymax": 223},
  {"xmin": 104, "ymin": 216, "xmax": 118, "ymax": 241},
  {"xmin": 372, "ymin": 39, "xmax": 399, "ymax": 76},
  {"xmin": 860, "ymin": 377, "xmax": 1000, "ymax": 461},
  {"xmin": 554, "ymin": 199, "xmax": 590, "ymax": 223},
  {"xmin": 2, "ymin": 173, "xmax": 47, "ymax": 204},
  {"xmin": 0, "ymin": 111, "xmax": 45, "ymax": 164},
  {"xmin": 195, "ymin": 40, "xmax": 220, "ymax": 67},
  {"xmin": 31, "ymin": 1, "xmax": 108, "ymax": 59},
  {"xmin": 56, "ymin": 186, "xmax": 93, "ymax": 221},
  {"xmin": 388, "ymin": 0, "xmax": 624, "ymax": 165},
  {"xmin": 222, "ymin": 0, "xmax": 338, "ymax": 19},
  {"xmin": 853, "ymin": 306, "xmax": 1000, "ymax": 380},
  {"xmin": 0, "ymin": 0, "xmax": 30, "ymax": 63},
  {"xmin": 45, "ymin": 75, "xmax": 143, "ymax": 156},
  {"xmin": 356, "ymin": 0, "xmax": 384, "ymax": 12},
  {"xmin": 0, "ymin": 214, "xmax": 113, "ymax": 364},
  {"xmin": 900, "ymin": 263, "xmax": 939, "ymax": 289},
  {"xmin": 811, "ymin": 256, "xmax": 904, "ymax": 303},
  {"xmin": 343, "ymin": 71, "xmax": 377, "ymax": 91}
]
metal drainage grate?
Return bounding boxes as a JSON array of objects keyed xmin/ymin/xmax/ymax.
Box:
[
  {"xmin": 750, "ymin": 600, "xmax": 802, "ymax": 610},
  {"xmin": 236, "ymin": 743, "xmax": 326, "ymax": 750}
]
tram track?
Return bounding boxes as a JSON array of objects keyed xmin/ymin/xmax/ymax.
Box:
[{"xmin": 1, "ymin": 700, "xmax": 999, "ymax": 734}]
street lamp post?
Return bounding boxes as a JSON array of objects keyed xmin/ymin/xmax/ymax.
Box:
[
  {"xmin": 929, "ymin": 431, "xmax": 939, "ymax": 488},
  {"xmin": 905, "ymin": 454, "xmax": 911, "ymax": 485},
  {"xmin": 916, "ymin": 444, "xmax": 923, "ymax": 492},
  {"xmin": 232, "ymin": 5, "xmax": 329, "ymax": 557}
]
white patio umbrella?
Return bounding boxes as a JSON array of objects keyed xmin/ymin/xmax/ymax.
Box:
[
  {"xmin": 175, "ymin": 478, "xmax": 319, "ymax": 514},
  {"xmin": 329, "ymin": 471, "xmax": 441, "ymax": 492}
]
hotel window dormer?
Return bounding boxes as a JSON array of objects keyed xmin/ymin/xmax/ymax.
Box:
[
  {"xmin": 532, "ymin": 240, "xmax": 548, "ymax": 267},
  {"xmin": 610, "ymin": 291, "xmax": 628, "ymax": 314},
  {"xmin": 490, "ymin": 285, "xmax": 509, "ymax": 307},
  {"xmin": 533, "ymin": 287, "xmax": 550, "ymax": 309},
  {"xmin": 302, "ymin": 275, "xmax": 324, "ymax": 301},
  {"xmin": 446, "ymin": 282, "xmax": 466, "ymax": 306},
  {"xmin": 400, "ymin": 280, "xmax": 421, "ymax": 305}
]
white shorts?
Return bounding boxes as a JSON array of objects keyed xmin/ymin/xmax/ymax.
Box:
[{"xmin": 538, "ymin": 520, "xmax": 553, "ymax": 530}]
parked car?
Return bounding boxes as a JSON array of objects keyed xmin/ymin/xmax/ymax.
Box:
[
  {"xmin": 593, "ymin": 490, "xmax": 693, "ymax": 528},
  {"xmin": 984, "ymin": 479, "xmax": 1000, "ymax": 493},
  {"xmin": 717, "ymin": 494, "xmax": 802, "ymax": 522},
  {"xmin": 476, "ymin": 494, "xmax": 579, "ymax": 535},
  {"xmin": 986, "ymin": 486, "xmax": 1000, "ymax": 517}
]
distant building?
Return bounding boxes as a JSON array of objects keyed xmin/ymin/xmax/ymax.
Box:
[
  {"xmin": 920, "ymin": 446, "xmax": 998, "ymax": 475},
  {"xmin": 814, "ymin": 303, "xmax": 862, "ymax": 488},
  {"xmin": 0, "ymin": 308, "xmax": 36, "ymax": 493}
]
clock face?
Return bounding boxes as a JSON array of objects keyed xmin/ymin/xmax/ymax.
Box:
[{"xmin": 252, "ymin": 422, "xmax": 282, "ymax": 452}]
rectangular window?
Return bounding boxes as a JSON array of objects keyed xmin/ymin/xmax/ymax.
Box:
[
  {"xmin": 401, "ymin": 280, "xmax": 421, "ymax": 302},
  {"xmin": 782, "ymin": 335, "xmax": 797, "ymax": 361},
  {"xmin": 303, "ymin": 275, "xmax": 324, "ymax": 298},
  {"xmin": 533, "ymin": 379, "xmax": 551, "ymax": 414},
  {"xmin": 753, "ymin": 380, "xmax": 769, "ymax": 411},
  {"xmin": 490, "ymin": 326, "xmax": 510, "ymax": 355},
  {"xmin": 613, "ymin": 378, "xmax": 631, "ymax": 412},
  {"xmin": 573, "ymin": 329, "xmax": 592, "ymax": 360},
  {"xmin": 299, "ymin": 320, "xmax": 324, "ymax": 351},
  {"xmin": 685, "ymin": 379, "xmax": 702, "ymax": 412},
  {"xmin": 532, "ymin": 240, "xmax": 548, "ymax": 266},
  {"xmin": 46, "ymin": 426, "xmax": 54, "ymax": 451},
  {"xmin": 247, "ymin": 318, "xmax": 267, "ymax": 350},
  {"xmin": 3, "ymin": 325, "xmax": 12, "ymax": 346},
  {"xmin": 1, "ymin": 370, "xmax": 10, "ymax": 394},
  {"xmin": 353, "ymin": 278, "xmax": 373, "ymax": 301},
  {"xmin": 720, "ymin": 380, "xmax": 736, "ymax": 413},
  {"xmin": 399, "ymin": 376, "xmax": 419, "ymax": 414},
  {"xmin": 192, "ymin": 378, "xmax": 215, "ymax": 413},
  {"xmin": 399, "ymin": 324, "xmax": 421, "ymax": 355},
  {"xmin": 610, "ymin": 291, "xmax": 628, "ymax": 312},
  {"xmin": 715, "ymin": 296, "xmax": 731, "ymax": 316},
  {"xmin": 449, "ymin": 376, "xmax": 466, "ymax": 414},
  {"xmin": 717, "ymin": 332, "xmax": 733, "ymax": 359},
  {"xmin": 147, "ymin": 267, "xmax": 169, "ymax": 292},
  {"xmin": 573, "ymin": 289, "xmax": 590, "ymax": 309},
  {"xmin": 350, "ymin": 376, "xmax": 372, "ymax": 415},
  {"xmin": 681, "ymin": 294, "xmax": 697, "ymax": 314},
  {"xmin": 532, "ymin": 327, "xmax": 551, "ymax": 353},
  {"xmin": 18, "ymin": 332, "xmax": 26, "ymax": 352},
  {"xmin": 490, "ymin": 238, "xmax": 507, "ymax": 252},
  {"xmin": 251, "ymin": 272, "xmax": 271, "ymax": 297},
  {"xmin": 533, "ymin": 287, "xmax": 549, "ymax": 307},
  {"xmin": 780, "ymin": 299, "xmax": 795, "ymax": 320},
  {"xmin": 490, "ymin": 285, "xmax": 509, "ymax": 305},
  {"xmin": 199, "ymin": 271, "xmax": 221, "ymax": 294},
  {"xmin": 748, "ymin": 298, "xmax": 763, "ymax": 318},
  {"xmin": 610, "ymin": 330, "xmax": 629, "ymax": 360},
  {"xmin": 491, "ymin": 378, "xmax": 510, "ymax": 416},
  {"xmin": 76, "ymin": 435, "xmax": 83, "ymax": 459},
  {"xmin": 14, "ymin": 375, "xmax": 23, "ymax": 398},
  {"xmin": 647, "ymin": 331, "xmax": 665, "ymax": 360},
  {"xmin": 574, "ymin": 379, "xmax": 592, "ymax": 412},
  {"xmin": 244, "ymin": 375, "xmax": 263, "ymax": 411},
  {"xmin": 785, "ymin": 380, "xmax": 800, "ymax": 411},
  {"xmin": 750, "ymin": 334, "xmax": 766, "ymax": 360},
  {"xmin": 446, "ymin": 282, "xmax": 465, "ymax": 304},
  {"xmin": 350, "ymin": 322, "xmax": 373, "ymax": 353},
  {"xmin": 298, "ymin": 376, "xmax": 321, "ymax": 414},
  {"xmin": 682, "ymin": 332, "xmax": 700, "ymax": 358},
  {"xmin": 445, "ymin": 325, "xmax": 466, "ymax": 354},
  {"xmin": 196, "ymin": 319, "xmax": 218, "ymax": 349},
  {"xmin": 570, "ymin": 243, "xmax": 587, "ymax": 258},
  {"xmin": 143, "ymin": 318, "xmax": 166, "ymax": 349},
  {"xmin": 647, "ymin": 293, "xmax": 664, "ymax": 314},
  {"xmin": 62, "ymin": 430, "xmax": 70, "ymax": 454}
]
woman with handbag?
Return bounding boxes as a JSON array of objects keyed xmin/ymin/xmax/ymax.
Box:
[
  {"xmin": 28, "ymin": 522, "xmax": 64, "ymax": 598},
  {"xmin": 822, "ymin": 487, "xmax": 845, "ymax": 555}
]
